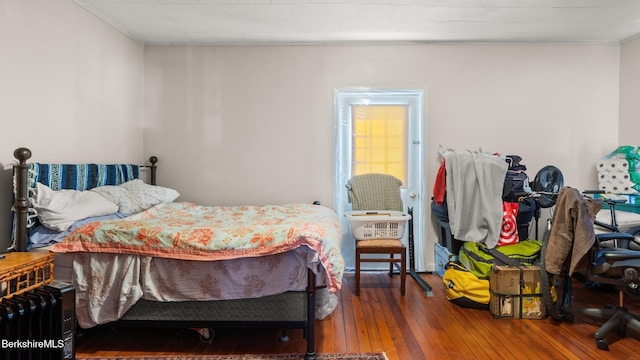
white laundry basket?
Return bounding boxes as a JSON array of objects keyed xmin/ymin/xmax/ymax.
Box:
[{"xmin": 345, "ymin": 211, "xmax": 411, "ymax": 240}]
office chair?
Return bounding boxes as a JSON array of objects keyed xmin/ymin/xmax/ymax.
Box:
[
  {"xmin": 568, "ymin": 233, "xmax": 640, "ymax": 350},
  {"xmin": 346, "ymin": 173, "xmax": 407, "ymax": 296},
  {"xmin": 542, "ymin": 187, "xmax": 640, "ymax": 350}
]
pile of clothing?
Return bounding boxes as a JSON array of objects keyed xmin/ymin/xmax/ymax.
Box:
[{"xmin": 433, "ymin": 147, "xmax": 534, "ymax": 250}]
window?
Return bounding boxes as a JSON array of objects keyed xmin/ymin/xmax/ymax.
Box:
[{"xmin": 351, "ymin": 105, "xmax": 408, "ymax": 185}]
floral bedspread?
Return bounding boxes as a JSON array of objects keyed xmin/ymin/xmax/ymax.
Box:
[{"xmin": 52, "ymin": 202, "xmax": 344, "ymax": 292}]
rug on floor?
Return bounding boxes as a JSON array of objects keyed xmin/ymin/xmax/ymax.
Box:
[{"xmin": 77, "ymin": 353, "xmax": 388, "ymax": 360}]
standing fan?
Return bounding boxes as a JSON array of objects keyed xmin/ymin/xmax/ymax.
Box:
[
  {"xmin": 531, "ymin": 165, "xmax": 564, "ymax": 208},
  {"xmin": 529, "ymin": 165, "xmax": 564, "ymax": 239}
]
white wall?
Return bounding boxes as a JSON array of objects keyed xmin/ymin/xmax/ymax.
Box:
[
  {"xmin": 144, "ymin": 44, "xmax": 620, "ymax": 270},
  {"xmin": 620, "ymin": 36, "xmax": 640, "ymax": 144},
  {"xmin": 0, "ymin": 0, "xmax": 144, "ymax": 249}
]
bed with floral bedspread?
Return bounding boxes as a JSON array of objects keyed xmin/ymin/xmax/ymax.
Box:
[{"xmin": 10, "ymin": 147, "xmax": 343, "ymax": 360}]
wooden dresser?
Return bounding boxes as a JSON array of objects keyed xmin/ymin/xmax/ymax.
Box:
[{"xmin": 0, "ymin": 252, "xmax": 54, "ymax": 300}]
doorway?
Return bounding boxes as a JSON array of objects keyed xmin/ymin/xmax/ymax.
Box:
[{"xmin": 334, "ymin": 88, "xmax": 426, "ymax": 273}]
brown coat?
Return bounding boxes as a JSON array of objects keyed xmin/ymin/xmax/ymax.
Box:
[{"xmin": 544, "ymin": 187, "xmax": 602, "ymax": 275}]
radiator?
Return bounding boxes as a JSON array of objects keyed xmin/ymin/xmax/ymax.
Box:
[{"xmin": 1, "ymin": 281, "xmax": 75, "ymax": 360}]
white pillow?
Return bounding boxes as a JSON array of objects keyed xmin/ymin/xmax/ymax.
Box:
[
  {"xmin": 33, "ymin": 182, "xmax": 119, "ymax": 232},
  {"xmin": 90, "ymin": 179, "xmax": 180, "ymax": 214}
]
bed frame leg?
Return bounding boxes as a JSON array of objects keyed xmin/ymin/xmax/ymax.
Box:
[
  {"xmin": 12, "ymin": 147, "xmax": 32, "ymax": 252},
  {"xmin": 279, "ymin": 329, "xmax": 289, "ymax": 342},
  {"xmin": 305, "ymin": 269, "xmax": 316, "ymax": 360}
]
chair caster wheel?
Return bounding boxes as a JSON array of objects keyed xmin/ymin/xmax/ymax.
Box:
[{"xmin": 596, "ymin": 339, "xmax": 609, "ymax": 351}]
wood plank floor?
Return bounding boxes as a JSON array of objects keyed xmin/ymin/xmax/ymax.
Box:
[{"xmin": 75, "ymin": 272, "xmax": 640, "ymax": 359}]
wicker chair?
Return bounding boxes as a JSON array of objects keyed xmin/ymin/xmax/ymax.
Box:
[{"xmin": 346, "ymin": 173, "xmax": 407, "ymax": 296}]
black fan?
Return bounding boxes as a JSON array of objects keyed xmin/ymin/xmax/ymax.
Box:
[{"xmin": 531, "ymin": 165, "xmax": 564, "ymax": 208}]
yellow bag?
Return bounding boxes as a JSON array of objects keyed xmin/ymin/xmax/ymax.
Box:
[{"xmin": 442, "ymin": 262, "xmax": 490, "ymax": 309}]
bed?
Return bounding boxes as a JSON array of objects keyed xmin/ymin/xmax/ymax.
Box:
[{"xmin": 10, "ymin": 147, "xmax": 344, "ymax": 360}]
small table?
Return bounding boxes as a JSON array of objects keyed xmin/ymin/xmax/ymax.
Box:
[{"xmin": 0, "ymin": 252, "xmax": 54, "ymax": 299}]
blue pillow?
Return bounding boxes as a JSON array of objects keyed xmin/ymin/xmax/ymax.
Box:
[{"xmin": 28, "ymin": 212, "xmax": 128, "ymax": 250}]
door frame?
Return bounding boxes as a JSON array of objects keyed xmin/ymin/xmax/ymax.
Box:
[{"xmin": 333, "ymin": 88, "xmax": 426, "ymax": 272}]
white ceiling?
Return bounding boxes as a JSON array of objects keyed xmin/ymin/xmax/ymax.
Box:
[{"xmin": 73, "ymin": 0, "xmax": 640, "ymax": 45}]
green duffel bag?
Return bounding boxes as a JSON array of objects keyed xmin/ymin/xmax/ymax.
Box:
[{"xmin": 458, "ymin": 239, "xmax": 542, "ymax": 280}]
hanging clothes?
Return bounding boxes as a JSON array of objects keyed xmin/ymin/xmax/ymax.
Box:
[{"xmin": 438, "ymin": 147, "xmax": 508, "ymax": 249}]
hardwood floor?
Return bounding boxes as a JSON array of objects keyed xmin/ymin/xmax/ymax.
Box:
[{"xmin": 75, "ymin": 272, "xmax": 640, "ymax": 359}]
